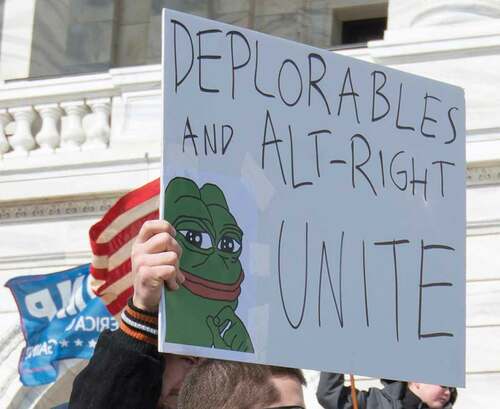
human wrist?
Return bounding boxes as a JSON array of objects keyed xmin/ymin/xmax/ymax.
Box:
[
  {"xmin": 120, "ymin": 298, "xmax": 158, "ymax": 346},
  {"xmin": 132, "ymin": 294, "xmax": 159, "ymax": 313}
]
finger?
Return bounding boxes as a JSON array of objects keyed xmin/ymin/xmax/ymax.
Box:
[
  {"xmin": 211, "ymin": 315, "xmax": 230, "ymax": 333},
  {"xmin": 222, "ymin": 328, "xmax": 240, "ymax": 349},
  {"xmin": 136, "ymin": 264, "xmax": 178, "ymax": 290},
  {"xmin": 221, "ymin": 323, "xmax": 242, "ymax": 348},
  {"xmin": 237, "ymin": 340, "xmax": 253, "ymax": 353},
  {"xmin": 142, "ymin": 251, "xmax": 180, "ymax": 268},
  {"xmin": 135, "ymin": 220, "xmax": 176, "ymax": 245},
  {"xmin": 163, "ymin": 266, "xmax": 180, "ymax": 291},
  {"xmin": 218, "ymin": 315, "xmax": 253, "ymax": 352},
  {"xmin": 214, "ymin": 305, "xmax": 238, "ymax": 330},
  {"xmin": 237, "ymin": 340, "xmax": 246, "ymax": 352},
  {"xmin": 176, "ymin": 270, "xmax": 186, "ymax": 286},
  {"xmin": 142, "ymin": 231, "xmax": 182, "ymax": 255},
  {"xmin": 138, "ymin": 251, "xmax": 183, "ymax": 291},
  {"xmin": 206, "ymin": 316, "xmax": 228, "ymax": 349},
  {"xmin": 165, "ymin": 275, "xmax": 179, "ymax": 291}
]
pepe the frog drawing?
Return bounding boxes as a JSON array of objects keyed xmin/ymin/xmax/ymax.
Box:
[{"xmin": 164, "ymin": 176, "xmax": 254, "ymax": 353}]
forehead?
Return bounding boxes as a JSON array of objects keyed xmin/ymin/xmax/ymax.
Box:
[
  {"xmin": 419, "ymin": 383, "xmax": 446, "ymax": 393},
  {"xmin": 169, "ymin": 194, "xmax": 240, "ymax": 234},
  {"xmin": 207, "ymin": 203, "xmax": 239, "ymax": 232},
  {"xmin": 269, "ymin": 375, "xmax": 305, "ymax": 408},
  {"xmin": 172, "ymin": 195, "xmax": 212, "ymax": 224}
]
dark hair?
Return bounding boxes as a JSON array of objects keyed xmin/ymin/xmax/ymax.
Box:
[
  {"xmin": 449, "ymin": 387, "xmax": 458, "ymax": 405},
  {"xmin": 178, "ymin": 360, "xmax": 305, "ymax": 409}
]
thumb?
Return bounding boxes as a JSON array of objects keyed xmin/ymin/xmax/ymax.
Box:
[{"xmin": 206, "ymin": 316, "xmax": 229, "ymax": 349}]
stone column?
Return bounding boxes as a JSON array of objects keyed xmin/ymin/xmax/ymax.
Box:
[
  {"xmin": 0, "ymin": 110, "xmax": 12, "ymax": 157},
  {"xmin": 83, "ymin": 98, "xmax": 111, "ymax": 150},
  {"xmin": 387, "ymin": 0, "xmax": 500, "ymax": 31},
  {"xmin": 60, "ymin": 101, "xmax": 89, "ymax": 151},
  {"xmin": 7, "ymin": 106, "xmax": 36, "ymax": 156},
  {"xmin": 0, "ymin": 0, "xmax": 37, "ymax": 80},
  {"xmin": 34, "ymin": 103, "xmax": 62, "ymax": 153}
]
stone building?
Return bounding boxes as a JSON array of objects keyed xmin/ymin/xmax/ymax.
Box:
[{"xmin": 0, "ymin": 1, "xmax": 499, "ymax": 407}]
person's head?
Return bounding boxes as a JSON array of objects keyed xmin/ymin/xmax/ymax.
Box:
[
  {"xmin": 408, "ymin": 382, "xmax": 455, "ymax": 409},
  {"xmin": 268, "ymin": 366, "xmax": 306, "ymax": 408},
  {"xmin": 178, "ymin": 359, "xmax": 306, "ymax": 409},
  {"xmin": 157, "ymin": 354, "xmax": 199, "ymax": 409}
]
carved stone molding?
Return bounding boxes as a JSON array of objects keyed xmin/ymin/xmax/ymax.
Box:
[
  {"xmin": 467, "ymin": 165, "xmax": 500, "ymax": 186},
  {"xmin": 0, "ymin": 195, "xmax": 122, "ymax": 223},
  {"xmin": 467, "ymin": 219, "xmax": 500, "ymax": 236}
]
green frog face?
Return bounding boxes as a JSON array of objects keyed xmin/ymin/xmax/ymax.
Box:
[
  {"xmin": 164, "ymin": 177, "xmax": 253, "ymax": 351},
  {"xmin": 165, "ymin": 177, "xmax": 243, "ymax": 296}
]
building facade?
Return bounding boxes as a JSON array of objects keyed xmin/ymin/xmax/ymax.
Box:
[{"xmin": 1, "ymin": 1, "xmax": 499, "ymax": 407}]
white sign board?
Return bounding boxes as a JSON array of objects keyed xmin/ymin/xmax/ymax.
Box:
[{"xmin": 160, "ymin": 9, "xmax": 465, "ymax": 387}]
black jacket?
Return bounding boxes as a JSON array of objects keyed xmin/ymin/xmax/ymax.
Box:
[
  {"xmin": 69, "ymin": 330, "xmax": 164, "ymax": 409},
  {"xmin": 317, "ymin": 372, "xmax": 456, "ymax": 409}
]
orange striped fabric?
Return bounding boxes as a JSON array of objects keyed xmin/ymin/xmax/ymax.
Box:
[{"xmin": 120, "ymin": 321, "xmax": 157, "ymax": 346}]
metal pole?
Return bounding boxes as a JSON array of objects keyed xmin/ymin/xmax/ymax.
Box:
[{"xmin": 349, "ymin": 374, "xmax": 360, "ymax": 409}]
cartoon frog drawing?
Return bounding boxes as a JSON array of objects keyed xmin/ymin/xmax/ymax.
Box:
[{"xmin": 164, "ymin": 176, "xmax": 254, "ymax": 353}]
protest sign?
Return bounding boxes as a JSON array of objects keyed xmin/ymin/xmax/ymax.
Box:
[
  {"xmin": 6, "ymin": 265, "xmax": 118, "ymax": 386},
  {"xmin": 159, "ymin": 9, "xmax": 465, "ymax": 386}
]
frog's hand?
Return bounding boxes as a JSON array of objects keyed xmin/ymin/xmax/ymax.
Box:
[
  {"xmin": 207, "ymin": 306, "xmax": 254, "ymax": 353},
  {"xmin": 206, "ymin": 315, "xmax": 230, "ymax": 350}
]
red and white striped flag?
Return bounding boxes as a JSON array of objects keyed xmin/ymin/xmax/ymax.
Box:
[{"xmin": 89, "ymin": 178, "xmax": 160, "ymax": 315}]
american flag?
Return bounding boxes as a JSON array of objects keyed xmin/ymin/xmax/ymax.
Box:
[{"xmin": 89, "ymin": 178, "xmax": 160, "ymax": 315}]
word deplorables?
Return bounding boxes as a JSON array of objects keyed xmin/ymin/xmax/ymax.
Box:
[{"xmin": 168, "ymin": 19, "xmax": 460, "ymax": 145}]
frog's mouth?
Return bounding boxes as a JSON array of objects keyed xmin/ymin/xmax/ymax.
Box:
[{"xmin": 181, "ymin": 270, "xmax": 244, "ymax": 301}]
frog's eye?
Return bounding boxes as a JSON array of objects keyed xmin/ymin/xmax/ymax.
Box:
[
  {"xmin": 178, "ymin": 230, "xmax": 213, "ymax": 250},
  {"xmin": 217, "ymin": 236, "xmax": 241, "ymax": 254}
]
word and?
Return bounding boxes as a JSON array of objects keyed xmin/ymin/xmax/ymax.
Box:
[{"xmin": 180, "ymin": 112, "xmax": 456, "ymax": 201}]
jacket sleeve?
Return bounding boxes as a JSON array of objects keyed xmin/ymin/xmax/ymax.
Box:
[
  {"xmin": 317, "ymin": 372, "xmax": 369, "ymax": 409},
  {"xmin": 68, "ymin": 329, "xmax": 164, "ymax": 409}
]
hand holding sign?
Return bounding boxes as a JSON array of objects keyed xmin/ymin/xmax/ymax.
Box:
[
  {"xmin": 207, "ymin": 306, "xmax": 254, "ymax": 353},
  {"xmin": 132, "ymin": 220, "xmax": 185, "ymax": 312}
]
